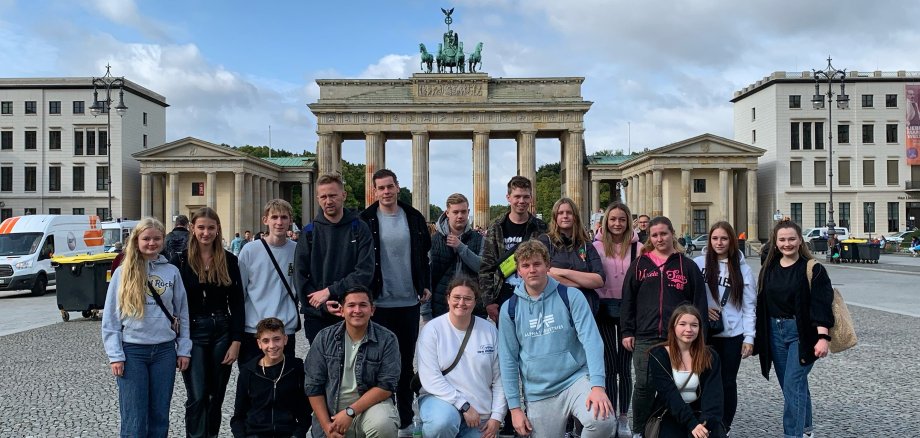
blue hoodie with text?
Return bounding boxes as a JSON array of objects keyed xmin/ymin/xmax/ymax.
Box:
[{"xmin": 498, "ymin": 276, "xmax": 606, "ymax": 409}]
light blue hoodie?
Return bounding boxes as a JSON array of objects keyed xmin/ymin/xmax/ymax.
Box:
[
  {"xmin": 498, "ymin": 276, "xmax": 606, "ymax": 409},
  {"xmin": 101, "ymin": 255, "xmax": 192, "ymax": 362}
]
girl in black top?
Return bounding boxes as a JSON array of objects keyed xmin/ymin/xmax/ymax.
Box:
[
  {"xmin": 754, "ymin": 220, "xmax": 834, "ymax": 438},
  {"xmin": 648, "ymin": 304, "xmax": 724, "ymax": 438},
  {"xmin": 171, "ymin": 207, "xmax": 245, "ymax": 438}
]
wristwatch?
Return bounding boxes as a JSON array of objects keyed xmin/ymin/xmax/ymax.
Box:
[
  {"xmin": 459, "ymin": 402, "xmax": 471, "ymax": 413},
  {"xmin": 345, "ymin": 406, "xmax": 356, "ymax": 418}
]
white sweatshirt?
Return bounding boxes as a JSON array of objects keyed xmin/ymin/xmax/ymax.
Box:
[
  {"xmin": 416, "ymin": 315, "xmax": 507, "ymax": 422},
  {"xmin": 694, "ymin": 253, "xmax": 757, "ymax": 344}
]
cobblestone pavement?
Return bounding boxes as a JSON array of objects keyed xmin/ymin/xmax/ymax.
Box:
[{"xmin": 0, "ymin": 304, "xmax": 917, "ymax": 437}]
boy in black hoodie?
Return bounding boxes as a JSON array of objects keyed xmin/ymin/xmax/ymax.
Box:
[{"xmin": 231, "ymin": 317, "xmax": 309, "ymax": 438}]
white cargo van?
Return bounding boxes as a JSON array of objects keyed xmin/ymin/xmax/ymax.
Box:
[
  {"xmin": 101, "ymin": 219, "xmax": 139, "ymax": 252},
  {"xmin": 0, "ymin": 215, "xmax": 105, "ymax": 296},
  {"xmin": 803, "ymin": 227, "xmax": 850, "ymax": 242}
]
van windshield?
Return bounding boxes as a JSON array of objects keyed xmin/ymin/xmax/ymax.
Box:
[
  {"xmin": 103, "ymin": 229, "xmax": 121, "ymax": 250},
  {"xmin": 0, "ymin": 233, "xmax": 44, "ymax": 256}
]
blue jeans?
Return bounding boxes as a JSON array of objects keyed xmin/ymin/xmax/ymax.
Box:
[
  {"xmin": 419, "ymin": 395, "xmax": 487, "ymax": 438},
  {"xmin": 117, "ymin": 341, "xmax": 178, "ymax": 438},
  {"xmin": 769, "ymin": 318, "xmax": 814, "ymax": 438}
]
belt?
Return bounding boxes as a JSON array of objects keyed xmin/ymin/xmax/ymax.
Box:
[{"xmin": 192, "ymin": 310, "xmax": 229, "ymax": 318}]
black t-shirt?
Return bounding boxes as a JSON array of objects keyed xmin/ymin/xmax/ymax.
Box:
[
  {"xmin": 764, "ymin": 257, "xmax": 806, "ymax": 318},
  {"xmin": 501, "ymin": 219, "xmax": 528, "ymax": 251}
]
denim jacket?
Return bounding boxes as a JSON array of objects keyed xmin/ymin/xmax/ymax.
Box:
[{"xmin": 303, "ymin": 320, "xmax": 400, "ymax": 432}]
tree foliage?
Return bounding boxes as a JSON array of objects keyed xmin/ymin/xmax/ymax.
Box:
[
  {"xmin": 535, "ymin": 163, "xmax": 561, "ymax": 219},
  {"xmin": 340, "ymin": 161, "xmax": 367, "ymax": 210},
  {"xmin": 233, "ymin": 145, "xmax": 301, "ymax": 158}
]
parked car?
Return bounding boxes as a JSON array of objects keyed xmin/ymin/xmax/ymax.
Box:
[
  {"xmin": 803, "ymin": 227, "xmax": 850, "ymax": 242},
  {"xmin": 885, "ymin": 231, "xmax": 914, "ymax": 244},
  {"xmin": 685, "ymin": 234, "xmax": 708, "ymax": 253}
]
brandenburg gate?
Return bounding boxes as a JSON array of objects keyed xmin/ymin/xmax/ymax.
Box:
[{"xmin": 309, "ymin": 73, "xmax": 592, "ymax": 227}]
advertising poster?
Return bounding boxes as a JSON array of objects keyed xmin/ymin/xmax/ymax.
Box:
[{"xmin": 906, "ymin": 84, "xmax": 920, "ymax": 165}]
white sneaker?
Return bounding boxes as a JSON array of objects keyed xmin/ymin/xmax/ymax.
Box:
[{"xmin": 398, "ymin": 426, "xmax": 414, "ymax": 437}]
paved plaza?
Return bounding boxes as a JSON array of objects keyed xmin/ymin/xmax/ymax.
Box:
[{"xmin": 0, "ymin": 255, "xmax": 918, "ymax": 437}]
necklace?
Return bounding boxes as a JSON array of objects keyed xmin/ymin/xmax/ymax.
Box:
[{"xmin": 261, "ymin": 355, "xmax": 286, "ymax": 389}]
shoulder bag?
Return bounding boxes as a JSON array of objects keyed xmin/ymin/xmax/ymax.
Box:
[
  {"xmin": 806, "ymin": 259, "xmax": 856, "ymax": 353},
  {"xmin": 645, "ymin": 351, "xmax": 693, "ymax": 438},
  {"xmin": 260, "ymin": 238, "xmax": 302, "ymax": 332},
  {"xmin": 708, "ymin": 288, "xmax": 729, "ymax": 336},
  {"xmin": 147, "ymin": 281, "xmax": 180, "ymax": 335},
  {"xmin": 411, "ymin": 317, "xmax": 475, "ymax": 394}
]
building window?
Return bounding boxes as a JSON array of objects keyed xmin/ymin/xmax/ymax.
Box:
[
  {"xmin": 861, "ymin": 94, "xmax": 873, "ymax": 108},
  {"xmin": 752, "ymin": 129, "xmax": 756, "ymax": 143},
  {"xmin": 143, "ymin": 112, "xmax": 148, "ymax": 126},
  {"xmin": 24, "ymin": 166, "xmax": 36, "ymax": 191},
  {"xmin": 1, "ymin": 131, "xmax": 11, "ymax": 150},
  {"xmin": 814, "ymin": 161, "xmax": 826, "ymax": 186},
  {"xmin": 838, "ymin": 124, "xmax": 850, "ymax": 144},
  {"xmin": 97, "ymin": 207, "xmax": 110, "ymax": 220},
  {"xmin": 25, "ymin": 131, "xmax": 36, "ymax": 150},
  {"xmin": 74, "ymin": 129, "xmax": 83, "ymax": 155},
  {"xmin": 48, "ymin": 208, "xmax": 61, "ymax": 215},
  {"xmin": 863, "ymin": 160, "xmax": 875, "ymax": 185},
  {"xmin": 789, "ymin": 95, "xmax": 801, "ymax": 109},
  {"xmin": 0, "ymin": 208, "xmax": 11, "ymax": 221},
  {"xmin": 790, "ymin": 122, "xmax": 800, "ymax": 150},
  {"xmin": 49, "ymin": 101, "xmax": 61, "ymax": 115},
  {"xmin": 803, "ymin": 122, "xmax": 812, "ymax": 150},
  {"xmin": 790, "ymin": 161, "xmax": 802, "ymax": 186},
  {"xmin": 815, "ymin": 203, "xmax": 826, "ymax": 228},
  {"xmin": 94, "ymin": 100, "xmax": 109, "ymax": 114},
  {"xmin": 48, "ymin": 166, "xmax": 61, "ymax": 191},
  {"xmin": 886, "ymin": 94, "xmax": 897, "ymax": 108},
  {"xmin": 693, "ymin": 178, "xmax": 706, "ymax": 193},
  {"xmin": 791, "ymin": 203, "xmax": 803, "ymax": 226},
  {"xmin": 863, "ymin": 202, "xmax": 875, "ymax": 233},
  {"xmin": 73, "ymin": 101, "xmax": 84, "ymax": 114},
  {"xmin": 96, "ymin": 166, "xmax": 109, "ymax": 190},
  {"xmin": 1, "ymin": 101, "xmax": 11, "ymax": 115},
  {"xmin": 862, "ymin": 124, "xmax": 874, "ymax": 143},
  {"xmin": 72, "ymin": 208, "xmax": 84, "ymax": 215},
  {"xmin": 0, "ymin": 166, "xmax": 11, "ymax": 191},
  {"xmin": 814, "ymin": 122, "xmax": 824, "ymax": 150},
  {"xmin": 751, "ymin": 107, "xmax": 756, "ymax": 121},
  {"xmin": 73, "ymin": 166, "xmax": 84, "ymax": 191},
  {"xmin": 86, "ymin": 131, "xmax": 95, "ymax": 155},
  {"xmin": 49, "ymin": 130, "xmax": 61, "ymax": 150},
  {"xmin": 192, "ymin": 182, "xmax": 205, "ymax": 196},
  {"xmin": 99, "ymin": 130, "xmax": 108, "ymax": 156},
  {"xmin": 24, "ymin": 208, "xmax": 36, "ymax": 215},
  {"xmin": 886, "ymin": 124, "xmax": 898, "ymax": 143},
  {"xmin": 143, "ymin": 134, "xmax": 148, "ymax": 148},
  {"xmin": 692, "ymin": 209, "xmax": 708, "ymax": 235},
  {"xmin": 839, "ymin": 202, "xmax": 851, "ymax": 229},
  {"xmin": 887, "ymin": 159, "xmax": 899, "ymax": 185},
  {"xmin": 25, "ymin": 101, "xmax": 36, "ymax": 114},
  {"xmin": 887, "ymin": 202, "xmax": 899, "ymax": 232},
  {"xmin": 839, "ymin": 159, "xmax": 851, "ymax": 186}
]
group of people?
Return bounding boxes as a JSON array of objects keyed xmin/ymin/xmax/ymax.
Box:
[{"xmin": 101, "ymin": 170, "xmax": 835, "ymax": 438}]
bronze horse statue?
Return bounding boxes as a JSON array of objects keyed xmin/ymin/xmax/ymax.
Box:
[
  {"xmin": 468, "ymin": 42, "xmax": 483, "ymax": 73},
  {"xmin": 419, "ymin": 43, "xmax": 434, "ymax": 73}
]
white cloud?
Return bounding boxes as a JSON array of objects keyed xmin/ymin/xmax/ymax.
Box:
[
  {"xmin": 359, "ymin": 54, "xmax": 416, "ymax": 79},
  {"xmin": 88, "ymin": 0, "xmax": 176, "ymax": 42}
]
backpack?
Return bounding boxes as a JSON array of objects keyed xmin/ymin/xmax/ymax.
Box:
[
  {"xmin": 506, "ymin": 282, "xmax": 574, "ymax": 328},
  {"xmin": 164, "ymin": 231, "xmax": 188, "ymax": 260}
]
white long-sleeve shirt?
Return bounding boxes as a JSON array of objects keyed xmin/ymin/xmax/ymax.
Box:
[
  {"xmin": 694, "ymin": 253, "xmax": 757, "ymax": 344},
  {"xmin": 416, "ymin": 315, "xmax": 506, "ymax": 422}
]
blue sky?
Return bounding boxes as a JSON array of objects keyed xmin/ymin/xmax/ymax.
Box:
[{"xmin": 3, "ymin": 0, "xmax": 920, "ymax": 205}]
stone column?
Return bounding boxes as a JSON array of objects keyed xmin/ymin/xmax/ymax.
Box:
[
  {"xmin": 411, "ymin": 131, "xmax": 430, "ymax": 221},
  {"xmin": 251, "ymin": 174, "xmax": 260, "ymax": 233},
  {"xmin": 472, "ymin": 131, "xmax": 490, "ymax": 229},
  {"xmin": 591, "ymin": 180, "xmax": 600, "ymax": 214},
  {"xmin": 747, "ymin": 169, "xmax": 758, "ymax": 240},
  {"xmin": 168, "ymin": 172, "xmax": 179, "ymax": 220},
  {"xmin": 273, "ymin": 180, "xmax": 280, "ymax": 201},
  {"xmin": 365, "ymin": 131, "xmax": 385, "ymax": 206},
  {"xmin": 564, "ymin": 129, "xmax": 585, "ymax": 211},
  {"xmin": 517, "ymin": 130, "xmax": 537, "ymax": 207},
  {"xmin": 681, "ymin": 169, "xmax": 691, "ymax": 235},
  {"xmin": 140, "ymin": 172, "xmax": 151, "ymax": 218},
  {"xmin": 652, "ymin": 168, "xmax": 663, "ymax": 217},
  {"xmin": 719, "ymin": 168, "xmax": 730, "ymax": 221},
  {"xmin": 302, "ymin": 179, "xmax": 313, "ymax": 224},
  {"xmin": 317, "ymin": 132, "xmax": 342, "ymax": 175},
  {"xmin": 234, "ymin": 171, "xmax": 244, "ymax": 237},
  {"xmin": 206, "ymin": 171, "xmax": 217, "ymax": 208},
  {"xmin": 637, "ymin": 173, "xmax": 647, "ymax": 216}
]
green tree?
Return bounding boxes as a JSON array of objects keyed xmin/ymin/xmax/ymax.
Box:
[
  {"xmin": 233, "ymin": 144, "xmax": 296, "ymax": 158},
  {"xmin": 340, "ymin": 161, "xmax": 367, "ymax": 210},
  {"xmin": 398, "ymin": 187, "xmax": 412, "ymax": 205},
  {"xmin": 430, "ymin": 204, "xmax": 443, "ymax": 220},
  {"xmin": 535, "ymin": 162, "xmax": 561, "ymax": 219},
  {"xmin": 489, "ymin": 204, "xmax": 509, "ymax": 221}
]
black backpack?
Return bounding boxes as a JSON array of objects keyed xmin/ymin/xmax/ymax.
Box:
[{"xmin": 164, "ymin": 231, "xmax": 189, "ymax": 260}]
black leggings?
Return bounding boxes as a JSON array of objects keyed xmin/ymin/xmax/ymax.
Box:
[
  {"xmin": 597, "ymin": 313, "xmax": 632, "ymax": 415},
  {"xmin": 709, "ymin": 334, "xmax": 744, "ymax": 430}
]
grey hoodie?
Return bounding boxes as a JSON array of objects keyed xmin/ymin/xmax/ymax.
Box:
[{"xmin": 101, "ymin": 255, "xmax": 192, "ymax": 362}]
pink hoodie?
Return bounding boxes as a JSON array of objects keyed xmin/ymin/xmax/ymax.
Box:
[{"xmin": 593, "ymin": 230, "xmax": 640, "ymax": 299}]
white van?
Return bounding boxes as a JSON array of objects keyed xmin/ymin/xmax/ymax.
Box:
[
  {"xmin": 0, "ymin": 215, "xmax": 105, "ymax": 296},
  {"xmin": 803, "ymin": 227, "xmax": 850, "ymax": 242},
  {"xmin": 101, "ymin": 219, "xmax": 139, "ymax": 252}
]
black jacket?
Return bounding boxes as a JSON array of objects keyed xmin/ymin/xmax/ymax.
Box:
[
  {"xmin": 430, "ymin": 213, "xmax": 483, "ymax": 317},
  {"xmin": 649, "ymin": 346, "xmax": 725, "ymax": 437},
  {"xmin": 162, "ymin": 227, "xmax": 189, "ymax": 260},
  {"xmin": 360, "ymin": 200, "xmax": 432, "ymax": 300},
  {"xmin": 293, "ymin": 208, "xmax": 375, "ymax": 319},
  {"xmin": 754, "ymin": 258, "xmax": 835, "ymax": 379},
  {"xmin": 478, "ymin": 212, "xmax": 547, "ymax": 308},
  {"xmin": 231, "ymin": 354, "xmax": 309, "ymax": 438},
  {"xmin": 622, "ymin": 252, "xmax": 709, "ymax": 340},
  {"xmin": 170, "ymin": 249, "xmax": 245, "ymax": 341}
]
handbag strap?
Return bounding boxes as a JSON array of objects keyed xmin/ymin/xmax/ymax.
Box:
[
  {"xmin": 147, "ymin": 281, "xmax": 176, "ymax": 323},
  {"xmin": 650, "ymin": 350, "xmax": 692, "ymax": 391},
  {"xmin": 442, "ymin": 317, "xmax": 475, "ymax": 376},
  {"xmin": 260, "ymin": 238, "xmax": 301, "ymax": 331},
  {"xmin": 805, "ymin": 258, "xmax": 817, "ymax": 288}
]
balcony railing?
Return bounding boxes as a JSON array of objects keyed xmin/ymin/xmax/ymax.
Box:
[{"xmin": 906, "ymin": 180, "xmax": 920, "ymax": 191}]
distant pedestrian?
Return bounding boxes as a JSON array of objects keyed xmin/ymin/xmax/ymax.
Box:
[
  {"xmin": 910, "ymin": 236, "xmax": 920, "ymax": 257},
  {"xmin": 230, "ymin": 232, "xmax": 244, "ymax": 256},
  {"xmin": 102, "ymin": 218, "xmax": 191, "ymax": 437},
  {"xmin": 635, "ymin": 215, "xmax": 650, "ymax": 243},
  {"xmin": 162, "ymin": 214, "xmax": 190, "ymax": 261}
]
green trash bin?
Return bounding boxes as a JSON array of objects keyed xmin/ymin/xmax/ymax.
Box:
[{"xmin": 53, "ymin": 253, "xmax": 116, "ymax": 322}]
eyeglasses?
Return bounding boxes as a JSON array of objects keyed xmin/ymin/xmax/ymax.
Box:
[{"xmin": 448, "ymin": 295, "xmax": 475, "ymax": 303}]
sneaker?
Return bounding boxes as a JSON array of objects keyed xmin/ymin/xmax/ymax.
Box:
[
  {"xmin": 804, "ymin": 433, "xmax": 814, "ymax": 438},
  {"xmin": 397, "ymin": 426, "xmax": 414, "ymax": 437},
  {"xmin": 631, "ymin": 433, "xmax": 643, "ymax": 438},
  {"xmin": 617, "ymin": 417, "xmax": 632, "ymax": 438}
]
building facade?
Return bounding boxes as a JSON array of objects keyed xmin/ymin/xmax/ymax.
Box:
[
  {"xmin": 0, "ymin": 78, "xmax": 167, "ymax": 221},
  {"xmin": 733, "ymin": 70, "xmax": 920, "ymax": 238}
]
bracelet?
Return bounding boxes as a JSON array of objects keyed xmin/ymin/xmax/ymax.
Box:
[{"xmin": 817, "ymin": 334, "xmax": 832, "ymax": 342}]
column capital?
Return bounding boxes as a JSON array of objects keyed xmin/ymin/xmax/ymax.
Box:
[
  {"xmin": 234, "ymin": 170, "xmax": 245, "ymax": 176},
  {"xmin": 473, "ymin": 130, "xmax": 491, "ymax": 136},
  {"xmin": 206, "ymin": 170, "xmax": 217, "ymax": 175},
  {"xmin": 364, "ymin": 130, "xmax": 383, "ymax": 136},
  {"xmin": 568, "ymin": 128, "xmax": 585, "ymax": 134},
  {"xmin": 518, "ymin": 129, "xmax": 537, "ymax": 135},
  {"xmin": 681, "ymin": 168, "xmax": 693, "ymax": 173},
  {"xmin": 411, "ymin": 130, "xmax": 429, "ymax": 136}
]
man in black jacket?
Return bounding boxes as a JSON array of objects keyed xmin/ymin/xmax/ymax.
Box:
[
  {"xmin": 429, "ymin": 193, "xmax": 483, "ymax": 318},
  {"xmin": 162, "ymin": 215, "xmax": 189, "ymax": 260},
  {"xmin": 359, "ymin": 169, "xmax": 431, "ymax": 430}
]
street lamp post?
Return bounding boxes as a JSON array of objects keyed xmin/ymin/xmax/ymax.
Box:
[
  {"xmin": 812, "ymin": 57, "xmax": 849, "ymax": 238},
  {"xmin": 89, "ymin": 64, "xmax": 127, "ymax": 221}
]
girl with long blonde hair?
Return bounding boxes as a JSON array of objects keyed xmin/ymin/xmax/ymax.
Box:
[{"xmin": 101, "ymin": 217, "xmax": 191, "ymax": 437}]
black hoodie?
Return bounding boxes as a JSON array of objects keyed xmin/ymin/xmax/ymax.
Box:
[
  {"xmin": 231, "ymin": 354, "xmax": 309, "ymax": 438},
  {"xmin": 293, "ymin": 208, "xmax": 375, "ymax": 319},
  {"xmin": 621, "ymin": 252, "xmax": 709, "ymax": 340}
]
